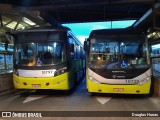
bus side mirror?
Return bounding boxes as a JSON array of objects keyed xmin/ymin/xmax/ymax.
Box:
[
  {"xmin": 70, "ymin": 44, "xmax": 74, "ymax": 52},
  {"xmin": 84, "ymin": 38, "xmax": 89, "ymax": 51}
]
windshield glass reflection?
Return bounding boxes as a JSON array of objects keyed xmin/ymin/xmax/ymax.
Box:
[
  {"xmin": 14, "ymin": 42, "xmax": 66, "ymax": 66},
  {"xmin": 89, "ymin": 39, "xmax": 149, "ymax": 69}
]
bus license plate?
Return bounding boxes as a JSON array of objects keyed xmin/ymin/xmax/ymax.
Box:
[
  {"xmin": 113, "ymin": 88, "xmax": 124, "ymax": 92},
  {"xmin": 32, "ymin": 84, "xmax": 41, "ymax": 88}
]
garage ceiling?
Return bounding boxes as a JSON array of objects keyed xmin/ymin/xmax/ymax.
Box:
[{"xmin": 0, "ymin": 0, "xmax": 159, "ymax": 35}]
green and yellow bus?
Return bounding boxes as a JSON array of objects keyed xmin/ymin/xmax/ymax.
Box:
[
  {"xmin": 84, "ymin": 28, "xmax": 151, "ymax": 94},
  {"xmin": 13, "ymin": 26, "xmax": 85, "ymax": 90}
]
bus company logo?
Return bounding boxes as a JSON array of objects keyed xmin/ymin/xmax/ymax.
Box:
[
  {"xmin": 112, "ymin": 71, "xmax": 126, "ymax": 73},
  {"xmin": 2, "ymin": 112, "xmax": 11, "ymax": 117},
  {"xmin": 112, "ymin": 75, "xmax": 116, "ymax": 79}
]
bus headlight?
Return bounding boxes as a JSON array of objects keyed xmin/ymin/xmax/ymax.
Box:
[
  {"xmin": 13, "ymin": 69, "xmax": 19, "ymax": 76},
  {"xmin": 139, "ymin": 77, "xmax": 150, "ymax": 86},
  {"xmin": 89, "ymin": 76, "xmax": 101, "ymax": 84},
  {"xmin": 54, "ymin": 67, "xmax": 67, "ymax": 77}
]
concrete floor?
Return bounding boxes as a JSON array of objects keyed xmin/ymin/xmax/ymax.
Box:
[{"xmin": 0, "ymin": 78, "xmax": 160, "ymax": 120}]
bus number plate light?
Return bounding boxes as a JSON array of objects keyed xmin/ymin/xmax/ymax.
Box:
[{"xmin": 32, "ymin": 84, "xmax": 41, "ymax": 88}]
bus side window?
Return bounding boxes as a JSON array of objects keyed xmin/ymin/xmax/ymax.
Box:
[
  {"xmin": 74, "ymin": 43, "xmax": 77, "ymax": 60},
  {"xmin": 76, "ymin": 44, "xmax": 80, "ymax": 60},
  {"xmin": 80, "ymin": 47, "xmax": 83, "ymax": 59}
]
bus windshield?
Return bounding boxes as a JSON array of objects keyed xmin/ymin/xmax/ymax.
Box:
[
  {"xmin": 89, "ymin": 38, "xmax": 149, "ymax": 69},
  {"xmin": 14, "ymin": 42, "xmax": 66, "ymax": 66}
]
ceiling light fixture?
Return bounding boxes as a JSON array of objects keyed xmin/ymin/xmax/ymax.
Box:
[{"xmin": 23, "ymin": 17, "xmax": 36, "ymax": 26}]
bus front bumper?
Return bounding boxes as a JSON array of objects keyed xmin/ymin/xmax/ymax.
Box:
[
  {"xmin": 13, "ymin": 73, "xmax": 70, "ymax": 90},
  {"xmin": 87, "ymin": 78, "xmax": 151, "ymax": 94}
]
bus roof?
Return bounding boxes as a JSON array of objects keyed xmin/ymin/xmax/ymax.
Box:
[
  {"xmin": 15, "ymin": 26, "xmax": 71, "ymax": 33},
  {"xmin": 89, "ymin": 28, "xmax": 145, "ymax": 38}
]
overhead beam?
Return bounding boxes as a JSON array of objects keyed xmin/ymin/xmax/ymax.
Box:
[
  {"xmin": 40, "ymin": 12, "xmax": 61, "ymax": 26},
  {"xmin": 0, "ymin": 0, "xmax": 156, "ymax": 6},
  {"xmin": 133, "ymin": 3, "xmax": 160, "ymax": 30},
  {"xmin": 18, "ymin": 0, "xmax": 155, "ymax": 11},
  {"xmin": 0, "ymin": 14, "xmax": 3, "ymax": 26},
  {"xmin": 14, "ymin": 18, "xmax": 22, "ymax": 31},
  {"xmin": 19, "ymin": 11, "xmax": 44, "ymax": 25},
  {"xmin": 52, "ymin": 10, "xmax": 141, "ymax": 23}
]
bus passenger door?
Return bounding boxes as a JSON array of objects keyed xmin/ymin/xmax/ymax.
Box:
[{"xmin": 67, "ymin": 38, "xmax": 77, "ymax": 87}]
